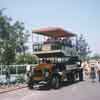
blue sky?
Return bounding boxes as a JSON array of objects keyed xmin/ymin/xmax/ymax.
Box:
[{"xmin": 0, "ymin": 0, "xmax": 100, "ymax": 54}]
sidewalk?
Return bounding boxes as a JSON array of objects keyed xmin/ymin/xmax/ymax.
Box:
[{"xmin": 0, "ymin": 84, "xmax": 27, "ymax": 94}]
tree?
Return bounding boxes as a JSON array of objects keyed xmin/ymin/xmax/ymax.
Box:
[
  {"xmin": 91, "ymin": 53, "xmax": 100, "ymax": 60},
  {"xmin": 76, "ymin": 34, "xmax": 91, "ymax": 61},
  {"xmin": 2, "ymin": 42, "xmax": 15, "ymax": 64},
  {"xmin": 0, "ymin": 9, "xmax": 14, "ymax": 64},
  {"xmin": 0, "ymin": 9, "xmax": 29, "ymax": 64},
  {"xmin": 16, "ymin": 53, "xmax": 38, "ymax": 64},
  {"xmin": 13, "ymin": 21, "xmax": 29, "ymax": 55}
]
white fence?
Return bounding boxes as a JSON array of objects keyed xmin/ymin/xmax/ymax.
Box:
[
  {"xmin": 0, "ymin": 64, "xmax": 35, "ymax": 84},
  {"xmin": 0, "ymin": 64, "xmax": 36, "ymax": 75},
  {"xmin": 0, "ymin": 65, "xmax": 27, "ymax": 75}
]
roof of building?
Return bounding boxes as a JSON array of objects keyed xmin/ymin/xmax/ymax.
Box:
[{"xmin": 32, "ymin": 27, "xmax": 76, "ymax": 38}]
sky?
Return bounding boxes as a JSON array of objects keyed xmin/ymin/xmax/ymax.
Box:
[{"xmin": 0, "ymin": 0, "xmax": 100, "ymax": 54}]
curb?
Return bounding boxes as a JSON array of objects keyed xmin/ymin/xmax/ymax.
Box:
[{"xmin": 0, "ymin": 85, "xmax": 27, "ymax": 94}]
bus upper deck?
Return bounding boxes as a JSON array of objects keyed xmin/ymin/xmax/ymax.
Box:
[{"xmin": 32, "ymin": 27, "xmax": 77, "ymax": 52}]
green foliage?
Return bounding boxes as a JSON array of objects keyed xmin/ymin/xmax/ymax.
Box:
[
  {"xmin": 13, "ymin": 21, "xmax": 29, "ymax": 54},
  {"xmin": 2, "ymin": 42, "xmax": 16, "ymax": 64},
  {"xmin": 0, "ymin": 9, "xmax": 29, "ymax": 64},
  {"xmin": 91, "ymin": 53, "xmax": 100, "ymax": 60},
  {"xmin": 16, "ymin": 53, "xmax": 38, "ymax": 64},
  {"xmin": 76, "ymin": 34, "xmax": 91, "ymax": 61}
]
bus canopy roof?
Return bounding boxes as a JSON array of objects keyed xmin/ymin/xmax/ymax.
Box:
[{"xmin": 32, "ymin": 27, "xmax": 76, "ymax": 38}]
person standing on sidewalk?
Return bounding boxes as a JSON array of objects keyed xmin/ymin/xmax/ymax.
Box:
[
  {"xmin": 90, "ymin": 65, "xmax": 96, "ymax": 82},
  {"xmin": 5, "ymin": 68, "xmax": 10, "ymax": 86},
  {"xmin": 26, "ymin": 64, "xmax": 31, "ymax": 77},
  {"xmin": 97, "ymin": 61, "xmax": 100, "ymax": 82}
]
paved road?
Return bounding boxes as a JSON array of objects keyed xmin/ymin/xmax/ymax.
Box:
[{"xmin": 0, "ymin": 80, "xmax": 100, "ymax": 100}]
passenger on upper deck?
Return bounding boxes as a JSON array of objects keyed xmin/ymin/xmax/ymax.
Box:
[{"xmin": 62, "ymin": 38, "xmax": 73, "ymax": 48}]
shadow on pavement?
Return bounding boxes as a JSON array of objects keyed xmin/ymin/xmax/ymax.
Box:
[
  {"xmin": 32, "ymin": 80, "xmax": 84, "ymax": 91},
  {"xmin": 61, "ymin": 80, "xmax": 84, "ymax": 88}
]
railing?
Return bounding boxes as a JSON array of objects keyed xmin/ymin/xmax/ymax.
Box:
[
  {"xmin": 33, "ymin": 42, "xmax": 74, "ymax": 52},
  {"xmin": 0, "ymin": 64, "xmax": 35, "ymax": 85}
]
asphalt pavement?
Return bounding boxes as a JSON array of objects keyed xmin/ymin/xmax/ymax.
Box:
[{"xmin": 0, "ymin": 79, "xmax": 100, "ymax": 100}]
